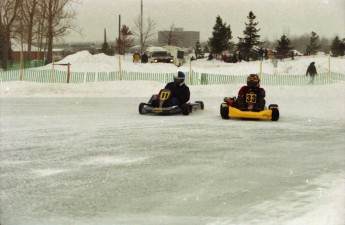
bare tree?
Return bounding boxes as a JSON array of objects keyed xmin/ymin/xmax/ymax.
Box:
[
  {"xmin": 40, "ymin": 0, "xmax": 79, "ymax": 64},
  {"xmin": 158, "ymin": 23, "xmax": 183, "ymax": 46},
  {"xmin": 0, "ymin": 0, "xmax": 22, "ymax": 70},
  {"xmin": 19, "ymin": 0, "xmax": 39, "ymax": 60},
  {"xmin": 133, "ymin": 15, "xmax": 156, "ymax": 54}
]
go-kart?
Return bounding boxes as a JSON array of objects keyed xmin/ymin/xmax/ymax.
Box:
[
  {"xmin": 139, "ymin": 89, "xmax": 204, "ymax": 115},
  {"xmin": 220, "ymin": 96, "xmax": 279, "ymax": 121}
]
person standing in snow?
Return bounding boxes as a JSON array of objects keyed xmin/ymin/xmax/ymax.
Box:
[
  {"xmin": 133, "ymin": 51, "xmax": 141, "ymax": 62},
  {"xmin": 306, "ymin": 62, "xmax": 317, "ymax": 84},
  {"xmin": 258, "ymin": 48, "xmax": 264, "ymax": 60},
  {"xmin": 141, "ymin": 52, "xmax": 148, "ymax": 63}
]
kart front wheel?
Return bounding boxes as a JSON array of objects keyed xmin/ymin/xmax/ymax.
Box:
[
  {"xmin": 220, "ymin": 103, "xmax": 229, "ymax": 119},
  {"xmin": 195, "ymin": 101, "xmax": 204, "ymax": 110},
  {"xmin": 139, "ymin": 103, "xmax": 146, "ymax": 114}
]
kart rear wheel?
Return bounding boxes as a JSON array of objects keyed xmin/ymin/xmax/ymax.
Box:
[
  {"xmin": 195, "ymin": 101, "xmax": 204, "ymax": 110},
  {"xmin": 181, "ymin": 103, "xmax": 190, "ymax": 115},
  {"xmin": 220, "ymin": 103, "xmax": 229, "ymax": 119},
  {"xmin": 271, "ymin": 108, "xmax": 279, "ymax": 121},
  {"xmin": 139, "ymin": 103, "xmax": 146, "ymax": 114},
  {"xmin": 268, "ymin": 104, "xmax": 278, "ymax": 109}
]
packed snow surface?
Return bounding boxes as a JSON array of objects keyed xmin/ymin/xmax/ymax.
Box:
[{"xmin": 0, "ymin": 52, "xmax": 344, "ymax": 225}]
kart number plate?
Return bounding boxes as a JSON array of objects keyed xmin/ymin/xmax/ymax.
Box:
[
  {"xmin": 246, "ymin": 93, "xmax": 257, "ymax": 103},
  {"xmin": 159, "ymin": 91, "xmax": 171, "ymax": 101}
]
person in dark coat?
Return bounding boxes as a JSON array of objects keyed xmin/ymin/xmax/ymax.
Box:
[
  {"xmin": 141, "ymin": 52, "xmax": 148, "ymax": 63},
  {"xmin": 258, "ymin": 48, "xmax": 264, "ymax": 60},
  {"xmin": 306, "ymin": 62, "xmax": 317, "ymax": 84},
  {"xmin": 164, "ymin": 71, "xmax": 190, "ymax": 106},
  {"xmin": 238, "ymin": 52, "xmax": 243, "ymax": 62}
]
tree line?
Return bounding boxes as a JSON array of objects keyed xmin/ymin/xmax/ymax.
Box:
[
  {"xmin": 206, "ymin": 12, "xmax": 345, "ymax": 61},
  {"xmin": 1, "ymin": 2, "xmax": 345, "ymax": 71},
  {"xmin": 0, "ymin": 0, "xmax": 79, "ymax": 70}
]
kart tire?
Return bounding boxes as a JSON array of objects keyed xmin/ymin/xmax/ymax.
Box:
[
  {"xmin": 139, "ymin": 103, "xmax": 146, "ymax": 114},
  {"xmin": 268, "ymin": 104, "xmax": 278, "ymax": 109},
  {"xmin": 220, "ymin": 103, "xmax": 229, "ymax": 119},
  {"xmin": 195, "ymin": 101, "xmax": 204, "ymax": 110},
  {"xmin": 181, "ymin": 104, "xmax": 190, "ymax": 115},
  {"xmin": 271, "ymin": 108, "xmax": 279, "ymax": 121}
]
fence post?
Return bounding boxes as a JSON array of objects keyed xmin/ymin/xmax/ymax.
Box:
[
  {"xmin": 189, "ymin": 60, "xmax": 192, "ymax": 85},
  {"xmin": 259, "ymin": 59, "xmax": 262, "ymax": 79},
  {"xmin": 201, "ymin": 73, "xmax": 208, "ymax": 85},
  {"xmin": 119, "ymin": 55, "xmax": 122, "ymax": 81},
  {"xmin": 19, "ymin": 50, "xmax": 23, "ymax": 81},
  {"xmin": 67, "ymin": 63, "xmax": 71, "ymax": 83},
  {"xmin": 53, "ymin": 63, "xmax": 71, "ymax": 83},
  {"xmin": 328, "ymin": 55, "xmax": 331, "ymax": 82}
]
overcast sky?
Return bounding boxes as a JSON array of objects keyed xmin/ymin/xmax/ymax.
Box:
[{"xmin": 64, "ymin": 0, "xmax": 345, "ymax": 43}]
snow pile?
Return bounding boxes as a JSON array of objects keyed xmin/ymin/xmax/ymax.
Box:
[
  {"xmin": 34, "ymin": 50, "xmax": 345, "ymax": 75},
  {"xmin": 189, "ymin": 54, "xmax": 345, "ymax": 75}
]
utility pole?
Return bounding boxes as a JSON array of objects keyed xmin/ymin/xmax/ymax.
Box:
[
  {"xmin": 118, "ymin": 14, "xmax": 121, "ymax": 54},
  {"xmin": 140, "ymin": 0, "xmax": 143, "ymax": 54}
]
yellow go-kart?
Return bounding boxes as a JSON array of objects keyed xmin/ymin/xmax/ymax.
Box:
[{"xmin": 220, "ymin": 97, "xmax": 279, "ymax": 121}]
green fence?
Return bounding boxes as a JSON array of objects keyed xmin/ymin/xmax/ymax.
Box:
[
  {"xmin": 0, "ymin": 60, "xmax": 45, "ymax": 71},
  {"xmin": 0, "ymin": 69, "xmax": 344, "ymax": 86}
]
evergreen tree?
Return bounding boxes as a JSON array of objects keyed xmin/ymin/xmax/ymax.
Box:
[
  {"xmin": 208, "ymin": 15, "xmax": 233, "ymax": 55},
  {"xmin": 194, "ymin": 41, "xmax": 203, "ymax": 58},
  {"xmin": 203, "ymin": 44, "xmax": 210, "ymax": 54},
  {"xmin": 340, "ymin": 38, "xmax": 345, "ymax": 56},
  {"xmin": 276, "ymin": 35, "xmax": 293, "ymax": 57},
  {"xmin": 306, "ymin": 31, "xmax": 321, "ymax": 55},
  {"xmin": 330, "ymin": 36, "xmax": 341, "ymax": 57},
  {"xmin": 237, "ymin": 11, "xmax": 263, "ymax": 61},
  {"xmin": 116, "ymin": 25, "xmax": 135, "ymax": 55},
  {"xmin": 101, "ymin": 28, "xmax": 111, "ymax": 55}
]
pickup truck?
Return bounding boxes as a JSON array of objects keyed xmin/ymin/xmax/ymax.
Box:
[{"xmin": 146, "ymin": 47, "xmax": 174, "ymax": 63}]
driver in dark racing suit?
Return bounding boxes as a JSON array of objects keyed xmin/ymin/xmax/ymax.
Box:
[
  {"xmin": 226, "ymin": 74, "xmax": 266, "ymax": 111},
  {"xmin": 164, "ymin": 71, "xmax": 190, "ymax": 106},
  {"xmin": 150, "ymin": 71, "xmax": 190, "ymax": 107}
]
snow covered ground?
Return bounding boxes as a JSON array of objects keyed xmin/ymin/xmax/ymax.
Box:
[{"xmin": 0, "ymin": 53, "xmax": 344, "ymax": 225}]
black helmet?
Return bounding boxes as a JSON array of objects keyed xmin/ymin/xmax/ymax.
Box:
[
  {"xmin": 174, "ymin": 71, "xmax": 185, "ymax": 85},
  {"xmin": 247, "ymin": 74, "xmax": 260, "ymax": 87}
]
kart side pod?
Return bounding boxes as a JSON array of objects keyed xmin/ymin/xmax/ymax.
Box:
[{"xmin": 220, "ymin": 103, "xmax": 279, "ymax": 121}]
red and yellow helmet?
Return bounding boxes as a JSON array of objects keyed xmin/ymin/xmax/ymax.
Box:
[{"xmin": 247, "ymin": 74, "xmax": 260, "ymax": 87}]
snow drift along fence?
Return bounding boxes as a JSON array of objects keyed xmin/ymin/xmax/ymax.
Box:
[{"xmin": 0, "ymin": 69, "xmax": 344, "ymax": 86}]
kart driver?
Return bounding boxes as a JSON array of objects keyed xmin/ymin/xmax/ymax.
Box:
[
  {"xmin": 227, "ymin": 74, "xmax": 266, "ymax": 111},
  {"xmin": 164, "ymin": 71, "xmax": 190, "ymax": 106}
]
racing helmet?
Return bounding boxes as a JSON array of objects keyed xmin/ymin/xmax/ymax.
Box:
[
  {"xmin": 247, "ymin": 74, "xmax": 260, "ymax": 87},
  {"xmin": 174, "ymin": 71, "xmax": 185, "ymax": 85}
]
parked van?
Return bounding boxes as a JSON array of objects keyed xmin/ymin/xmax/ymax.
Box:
[{"xmin": 146, "ymin": 47, "xmax": 174, "ymax": 63}]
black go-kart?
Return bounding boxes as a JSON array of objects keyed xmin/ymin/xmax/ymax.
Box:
[{"xmin": 139, "ymin": 89, "xmax": 204, "ymax": 115}]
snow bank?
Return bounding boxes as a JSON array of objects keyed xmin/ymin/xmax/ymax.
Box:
[{"xmin": 34, "ymin": 50, "xmax": 345, "ymax": 75}]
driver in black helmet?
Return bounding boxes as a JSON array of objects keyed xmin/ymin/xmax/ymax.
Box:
[
  {"xmin": 164, "ymin": 71, "xmax": 190, "ymax": 106},
  {"xmin": 229, "ymin": 74, "xmax": 266, "ymax": 111}
]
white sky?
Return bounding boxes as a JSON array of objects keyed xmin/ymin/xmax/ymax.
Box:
[{"xmin": 65, "ymin": 0, "xmax": 345, "ymax": 43}]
